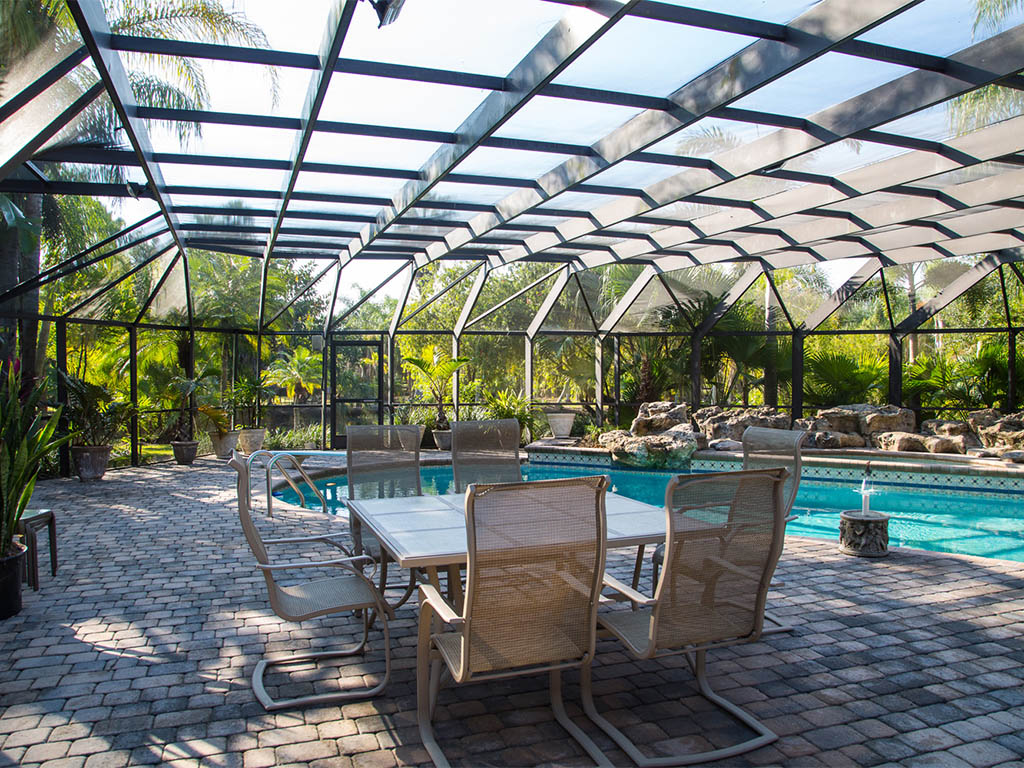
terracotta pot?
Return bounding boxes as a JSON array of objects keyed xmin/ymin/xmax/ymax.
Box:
[
  {"xmin": 209, "ymin": 431, "xmax": 239, "ymax": 459},
  {"xmin": 71, "ymin": 445, "xmax": 112, "ymax": 481},
  {"xmin": 0, "ymin": 543, "xmax": 27, "ymax": 620},
  {"xmin": 237, "ymin": 428, "xmax": 266, "ymax": 454},
  {"xmin": 432, "ymin": 429, "xmax": 452, "ymax": 451},
  {"xmin": 171, "ymin": 440, "xmax": 199, "ymax": 465},
  {"xmin": 547, "ymin": 412, "xmax": 576, "ymax": 439}
]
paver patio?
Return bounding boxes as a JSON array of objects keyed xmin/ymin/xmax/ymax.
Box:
[{"xmin": 1, "ymin": 459, "xmax": 1023, "ymax": 768}]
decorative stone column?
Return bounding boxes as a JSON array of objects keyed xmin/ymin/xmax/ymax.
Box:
[{"xmin": 839, "ymin": 509, "xmax": 890, "ymax": 558}]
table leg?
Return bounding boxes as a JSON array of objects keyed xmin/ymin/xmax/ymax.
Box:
[
  {"xmin": 47, "ymin": 515, "xmax": 57, "ymax": 576},
  {"xmin": 445, "ymin": 565, "xmax": 464, "ymax": 612}
]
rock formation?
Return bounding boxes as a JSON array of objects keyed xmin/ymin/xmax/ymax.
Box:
[{"xmin": 599, "ymin": 422, "xmax": 700, "ymax": 468}]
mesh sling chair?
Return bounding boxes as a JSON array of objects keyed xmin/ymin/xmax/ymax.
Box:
[
  {"xmin": 638, "ymin": 427, "xmax": 805, "ymax": 603},
  {"xmin": 451, "ymin": 418, "xmax": 523, "ymax": 492},
  {"xmin": 417, "ymin": 476, "xmax": 614, "ymax": 768},
  {"xmin": 228, "ymin": 452, "xmax": 392, "ymax": 711},
  {"xmin": 584, "ymin": 468, "xmax": 789, "ymax": 766},
  {"xmin": 346, "ymin": 424, "xmax": 423, "ymax": 609}
]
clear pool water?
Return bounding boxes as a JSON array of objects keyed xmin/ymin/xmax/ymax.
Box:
[{"xmin": 277, "ymin": 464, "xmax": 1024, "ymax": 563}]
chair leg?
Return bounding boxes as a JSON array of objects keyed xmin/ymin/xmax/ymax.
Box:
[
  {"xmin": 21, "ymin": 526, "xmax": 39, "ymax": 591},
  {"xmin": 253, "ymin": 610, "xmax": 391, "ymax": 711},
  {"xmin": 631, "ymin": 545, "xmax": 646, "ymax": 591},
  {"xmin": 417, "ymin": 607, "xmax": 450, "ymax": 768},
  {"xmin": 580, "ymin": 651, "xmax": 777, "ymax": 766},
  {"xmin": 760, "ymin": 609, "xmax": 794, "ymax": 635},
  {"xmin": 549, "ymin": 668, "xmax": 613, "ymax": 767},
  {"xmin": 47, "ymin": 516, "xmax": 57, "ymax": 577}
]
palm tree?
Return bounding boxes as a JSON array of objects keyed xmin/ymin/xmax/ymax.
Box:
[
  {"xmin": 265, "ymin": 346, "xmax": 321, "ymax": 428},
  {"xmin": 0, "ymin": 0, "xmax": 272, "ymax": 377}
]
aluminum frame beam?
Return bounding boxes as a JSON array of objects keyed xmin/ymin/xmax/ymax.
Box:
[
  {"xmin": 343, "ymin": 1, "xmax": 639, "ymax": 262},
  {"xmin": 491, "ymin": 23, "xmax": 1024, "ymax": 272},
  {"xmin": 894, "ymin": 249, "xmax": 1024, "ymax": 333},
  {"xmin": 802, "ymin": 259, "xmax": 883, "ymax": 331},
  {"xmin": 416, "ymin": 0, "xmax": 921, "ymax": 268}
]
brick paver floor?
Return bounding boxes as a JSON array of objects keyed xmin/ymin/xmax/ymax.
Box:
[{"xmin": 1, "ymin": 458, "xmax": 1023, "ymax": 767}]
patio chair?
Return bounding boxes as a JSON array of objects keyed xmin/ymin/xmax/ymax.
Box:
[
  {"xmin": 228, "ymin": 452, "xmax": 392, "ymax": 710},
  {"xmin": 451, "ymin": 418, "xmax": 522, "ymax": 492},
  {"xmin": 417, "ymin": 475, "xmax": 614, "ymax": 768},
  {"xmin": 584, "ymin": 468, "xmax": 789, "ymax": 766},
  {"xmin": 637, "ymin": 427, "xmax": 805, "ymax": 624},
  {"xmin": 346, "ymin": 424, "xmax": 423, "ymax": 608}
]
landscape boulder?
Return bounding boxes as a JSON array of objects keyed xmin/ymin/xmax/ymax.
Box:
[
  {"xmin": 630, "ymin": 401, "xmax": 689, "ymax": 436},
  {"xmin": 692, "ymin": 406, "xmax": 790, "ymax": 442},
  {"xmin": 923, "ymin": 435, "xmax": 961, "ymax": 455},
  {"xmin": 813, "ymin": 404, "xmax": 915, "ymax": 436},
  {"xmin": 968, "ymin": 408, "xmax": 1002, "ymax": 433},
  {"xmin": 977, "ymin": 413, "xmax": 1024, "ymax": 451},
  {"xmin": 709, "ymin": 438, "xmax": 742, "ymax": 451},
  {"xmin": 873, "ymin": 431, "xmax": 928, "ymax": 452},
  {"xmin": 599, "ymin": 427, "xmax": 698, "ymax": 468},
  {"xmin": 807, "ymin": 431, "xmax": 867, "ymax": 449}
]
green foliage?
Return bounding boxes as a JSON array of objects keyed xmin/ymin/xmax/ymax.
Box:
[
  {"xmin": 197, "ymin": 404, "xmax": 231, "ymax": 436},
  {"xmin": 264, "ymin": 346, "xmax": 320, "ymax": 403},
  {"xmin": 804, "ymin": 350, "xmax": 885, "ymax": 407},
  {"xmin": 232, "ymin": 374, "xmax": 275, "ymax": 428},
  {"xmin": 263, "ymin": 424, "xmax": 321, "ymax": 451},
  {"xmin": 1, "ymin": 364, "xmax": 72, "ymax": 556},
  {"xmin": 0, "ymin": 195, "xmax": 41, "ymax": 253},
  {"xmin": 58, "ymin": 370, "xmax": 135, "ymax": 446},
  {"xmin": 483, "ymin": 388, "xmax": 538, "ymax": 445},
  {"xmin": 402, "ymin": 346, "xmax": 470, "ymax": 430}
]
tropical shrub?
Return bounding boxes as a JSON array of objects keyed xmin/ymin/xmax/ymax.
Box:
[{"xmin": 483, "ymin": 388, "xmax": 538, "ymax": 444}]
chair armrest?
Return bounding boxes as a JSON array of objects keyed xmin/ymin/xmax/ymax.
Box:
[
  {"xmin": 603, "ymin": 573, "xmax": 657, "ymax": 607},
  {"xmin": 257, "ymin": 555, "xmax": 374, "ymax": 572},
  {"xmin": 784, "ymin": 514, "xmax": 797, "ymax": 523},
  {"xmin": 418, "ymin": 583, "xmax": 464, "ymax": 626}
]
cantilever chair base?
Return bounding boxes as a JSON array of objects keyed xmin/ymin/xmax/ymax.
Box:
[
  {"xmin": 581, "ymin": 649, "xmax": 777, "ymax": 766},
  {"xmin": 253, "ymin": 617, "xmax": 391, "ymax": 711}
]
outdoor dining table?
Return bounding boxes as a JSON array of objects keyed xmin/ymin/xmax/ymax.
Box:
[{"xmin": 345, "ymin": 490, "xmax": 666, "ymax": 605}]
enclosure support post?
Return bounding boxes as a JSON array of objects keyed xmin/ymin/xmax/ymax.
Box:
[
  {"xmin": 525, "ymin": 337, "xmax": 533, "ymax": 404},
  {"xmin": 231, "ymin": 333, "xmax": 238, "ymax": 429},
  {"xmin": 186, "ymin": 328, "xmax": 195, "ymax": 442},
  {"xmin": 791, "ymin": 331, "xmax": 804, "ymax": 425},
  {"xmin": 387, "ymin": 333, "xmax": 396, "ymax": 424},
  {"xmin": 1009, "ymin": 329, "xmax": 1018, "ymax": 412},
  {"xmin": 888, "ymin": 333, "xmax": 903, "ymax": 407},
  {"xmin": 321, "ymin": 333, "xmax": 330, "ymax": 448},
  {"xmin": 56, "ymin": 321, "xmax": 70, "ymax": 478},
  {"xmin": 689, "ymin": 334, "xmax": 702, "ymax": 410},
  {"xmin": 594, "ymin": 336, "xmax": 603, "ymax": 427},
  {"xmin": 129, "ymin": 326, "xmax": 139, "ymax": 467},
  {"xmin": 613, "ymin": 336, "xmax": 621, "ymax": 428},
  {"xmin": 452, "ymin": 335, "xmax": 460, "ymax": 421}
]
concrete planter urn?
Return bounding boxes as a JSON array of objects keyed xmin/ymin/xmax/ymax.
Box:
[
  {"xmin": 0, "ymin": 543, "xmax": 27, "ymax": 620},
  {"xmin": 71, "ymin": 445, "xmax": 112, "ymax": 481},
  {"xmin": 209, "ymin": 430, "xmax": 239, "ymax": 459},
  {"xmin": 432, "ymin": 429, "xmax": 452, "ymax": 451},
  {"xmin": 237, "ymin": 428, "xmax": 266, "ymax": 455},
  {"xmin": 171, "ymin": 440, "xmax": 200, "ymax": 465},
  {"xmin": 547, "ymin": 412, "xmax": 576, "ymax": 439}
]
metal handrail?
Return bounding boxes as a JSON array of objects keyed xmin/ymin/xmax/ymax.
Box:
[{"xmin": 245, "ymin": 449, "xmax": 338, "ymax": 517}]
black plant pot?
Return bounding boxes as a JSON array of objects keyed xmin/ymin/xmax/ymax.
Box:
[
  {"xmin": 0, "ymin": 543, "xmax": 27, "ymax": 620},
  {"xmin": 171, "ymin": 440, "xmax": 199, "ymax": 465},
  {"xmin": 71, "ymin": 445, "xmax": 112, "ymax": 481}
]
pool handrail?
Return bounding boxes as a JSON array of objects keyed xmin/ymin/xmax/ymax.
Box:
[{"xmin": 245, "ymin": 450, "xmax": 337, "ymax": 517}]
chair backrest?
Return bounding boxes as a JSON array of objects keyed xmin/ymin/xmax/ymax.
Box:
[
  {"xmin": 458, "ymin": 475, "xmax": 609, "ymax": 680},
  {"xmin": 451, "ymin": 419, "xmax": 522, "ymax": 492},
  {"xmin": 742, "ymin": 427, "xmax": 805, "ymax": 515},
  {"xmin": 228, "ymin": 450, "xmax": 270, "ymax": 565},
  {"xmin": 346, "ymin": 425, "xmax": 422, "ymax": 501},
  {"xmin": 651, "ymin": 468, "xmax": 788, "ymax": 652}
]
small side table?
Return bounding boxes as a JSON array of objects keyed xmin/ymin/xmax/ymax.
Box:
[
  {"xmin": 17, "ymin": 509, "xmax": 57, "ymax": 591},
  {"xmin": 839, "ymin": 509, "xmax": 889, "ymax": 558}
]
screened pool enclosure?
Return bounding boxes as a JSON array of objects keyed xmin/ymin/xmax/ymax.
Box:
[{"xmin": 3, "ymin": 0, "xmax": 1024, "ymax": 464}]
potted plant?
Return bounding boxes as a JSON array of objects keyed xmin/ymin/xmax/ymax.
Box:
[
  {"xmin": 264, "ymin": 424, "xmax": 320, "ymax": 464},
  {"xmin": 484, "ymin": 388, "xmax": 538, "ymax": 446},
  {"xmin": 198, "ymin": 405, "xmax": 238, "ymax": 459},
  {"xmin": 545, "ymin": 409, "xmax": 577, "ymax": 439},
  {"xmin": 402, "ymin": 346, "xmax": 469, "ymax": 451},
  {"xmin": 1, "ymin": 363, "xmax": 72, "ymax": 618},
  {"xmin": 167, "ymin": 376, "xmax": 202, "ymax": 465},
  {"xmin": 233, "ymin": 375, "xmax": 276, "ymax": 454},
  {"xmin": 59, "ymin": 371, "xmax": 135, "ymax": 481}
]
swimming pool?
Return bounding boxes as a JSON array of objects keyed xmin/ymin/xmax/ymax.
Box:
[{"xmin": 276, "ymin": 463, "xmax": 1024, "ymax": 562}]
